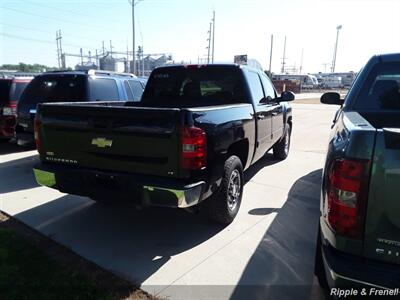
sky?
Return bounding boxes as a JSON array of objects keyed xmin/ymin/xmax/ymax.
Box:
[{"xmin": 0, "ymin": 0, "xmax": 399, "ymax": 73}]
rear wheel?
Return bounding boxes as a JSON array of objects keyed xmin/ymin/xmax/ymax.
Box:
[
  {"xmin": 273, "ymin": 124, "xmax": 291, "ymax": 160},
  {"xmin": 207, "ymin": 155, "xmax": 243, "ymax": 224}
]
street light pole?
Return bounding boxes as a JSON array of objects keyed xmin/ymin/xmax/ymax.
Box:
[{"xmin": 331, "ymin": 25, "xmax": 342, "ymax": 73}]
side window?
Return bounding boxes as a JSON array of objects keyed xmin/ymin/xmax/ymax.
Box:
[
  {"xmin": 129, "ymin": 80, "xmax": 144, "ymax": 102},
  {"xmin": 246, "ymin": 71, "xmax": 265, "ymax": 104},
  {"xmin": 89, "ymin": 78, "xmax": 119, "ymax": 101},
  {"xmin": 260, "ymin": 75, "xmax": 276, "ymax": 99},
  {"xmin": 124, "ymin": 81, "xmax": 134, "ymax": 101}
]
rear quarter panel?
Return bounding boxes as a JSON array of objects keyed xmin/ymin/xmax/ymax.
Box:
[
  {"xmin": 321, "ymin": 111, "xmax": 376, "ymax": 255},
  {"xmin": 187, "ymin": 104, "xmax": 256, "ymax": 194}
]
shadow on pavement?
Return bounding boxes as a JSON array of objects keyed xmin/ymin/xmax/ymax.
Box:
[
  {"xmin": 231, "ymin": 169, "xmax": 325, "ymax": 300},
  {"xmin": 12, "ymin": 194, "xmax": 226, "ymax": 286},
  {"xmin": 0, "ymin": 155, "xmax": 39, "ymax": 194},
  {"xmin": 244, "ymin": 153, "xmax": 281, "ymax": 183},
  {"xmin": 0, "ymin": 140, "xmax": 35, "ymax": 155}
]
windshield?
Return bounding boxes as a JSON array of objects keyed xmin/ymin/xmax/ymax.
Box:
[
  {"xmin": 142, "ymin": 66, "xmax": 246, "ymax": 107},
  {"xmin": 20, "ymin": 75, "xmax": 86, "ymax": 105},
  {"xmin": 0, "ymin": 80, "xmax": 12, "ymax": 106}
]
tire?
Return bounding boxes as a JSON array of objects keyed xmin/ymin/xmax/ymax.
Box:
[
  {"xmin": 314, "ymin": 227, "xmax": 329, "ymax": 289},
  {"xmin": 273, "ymin": 123, "xmax": 291, "ymax": 160},
  {"xmin": 207, "ymin": 155, "xmax": 243, "ymax": 224}
]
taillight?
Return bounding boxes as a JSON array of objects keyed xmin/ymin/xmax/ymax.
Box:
[
  {"xmin": 34, "ymin": 116, "xmax": 42, "ymax": 154},
  {"xmin": 326, "ymin": 159, "xmax": 370, "ymax": 238},
  {"xmin": 180, "ymin": 126, "xmax": 206, "ymax": 170}
]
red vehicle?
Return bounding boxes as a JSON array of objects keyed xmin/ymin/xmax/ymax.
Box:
[{"xmin": 0, "ymin": 75, "xmax": 33, "ymax": 141}]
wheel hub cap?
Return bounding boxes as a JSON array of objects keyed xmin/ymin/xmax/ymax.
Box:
[{"xmin": 227, "ymin": 169, "xmax": 241, "ymax": 211}]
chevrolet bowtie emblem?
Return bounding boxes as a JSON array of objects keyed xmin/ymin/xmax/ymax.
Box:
[{"xmin": 91, "ymin": 138, "xmax": 113, "ymax": 148}]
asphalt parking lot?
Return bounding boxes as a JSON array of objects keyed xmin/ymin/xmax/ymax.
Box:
[{"xmin": 0, "ymin": 103, "xmax": 337, "ymax": 300}]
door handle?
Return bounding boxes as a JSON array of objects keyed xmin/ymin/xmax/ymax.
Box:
[{"xmin": 257, "ymin": 115, "xmax": 265, "ymax": 120}]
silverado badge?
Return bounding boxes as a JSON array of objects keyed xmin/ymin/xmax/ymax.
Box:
[{"xmin": 91, "ymin": 137, "xmax": 113, "ymax": 148}]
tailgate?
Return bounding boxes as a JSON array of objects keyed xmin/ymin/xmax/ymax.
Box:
[
  {"xmin": 39, "ymin": 104, "xmax": 182, "ymax": 178},
  {"xmin": 364, "ymin": 128, "xmax": 400, "ymax": 264}
]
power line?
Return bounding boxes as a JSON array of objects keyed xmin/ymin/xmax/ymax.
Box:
[
  {"xmin": 2, "ymin": 7, "xmax": 117, "ymax": 32},
  {"xmin": 21, "ymin": 0, "xmax": 128, "ymax": 27},
  {"xmin": 0, "ymin": 22, "xmax": 100, "ymax": 42},
  {"xmin": 0, "ymin": 32, "xmax": 101, "ymax": 51}
]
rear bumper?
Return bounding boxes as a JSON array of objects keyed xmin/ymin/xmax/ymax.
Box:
[
  {"xmin": 321, "ymin": 240, "xmax": 400, "ymax": 289},
  {"xmin": 0, "ymin": 115, "xmax": 16, "ymax": 138},
  {"xmin": 33, "ymin": 163, "xmax": 206, "ymax": 208}
]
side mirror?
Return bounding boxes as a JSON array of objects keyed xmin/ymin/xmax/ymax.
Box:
[
  {"xmin": 321, "ymin": 92, "xmax": 344, "ymax": 105},
  {"xmin": 280, "ymin": 91, "xmax": 295, "ymax": 102}
]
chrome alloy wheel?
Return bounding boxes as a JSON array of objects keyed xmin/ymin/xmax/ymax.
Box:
[
  {"xmin": 284, "ymin": 128, "xmax": 290, "ymax": 156},
  {"xmin": 227, "ymin": 169, "xmax": 241, "ymax": 211}
]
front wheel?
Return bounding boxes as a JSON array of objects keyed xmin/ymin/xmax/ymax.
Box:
[
  {"xmin": 273, "ymin": 124, "xmax": 291, "ymax": 160},
  {"xmin": 207, "ymin": 155, "xmax": 243, "ymax": 224}
]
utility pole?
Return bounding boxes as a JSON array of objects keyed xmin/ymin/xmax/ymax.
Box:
[
  {"xmin": 142, "ymin": 46, "xmax": 144, "ymax": 76},
  {"xmin": 211, "ymin": 11, "xmax": 215, "ymax": 63},
  {"xmin": 281, "ymin": 36, "xmax": 287, "ymax": 74},
  {"xmin": 207, "ymin": 22, "xmax": 212, "ymax": 63},
  {"xmin": 102, "ymin": 41, "xmax": 105, "ymax": 55},
  {"xmin": 299, "ymin": 48, "xmax": 304, "ymax": 74},
  {"xmin": 126, "ymin": 44, "xmax": 129, "ymax": 73},
  {"xmin": 80, "ymin": 48, "xmax": 83, "ymax": 66},
  {"xmin": 95, "ymin": 49, "xmax": 99, "ymax": 68},
  {"xmin": 88, "ymin": 50, "xmax": 92, "ymax": 63},
  {"xmin": 110, "ymin": 40, "xmax": 113, "ymax": 56},
  {"xmin": 268, "ymin": 34, "xmax": 273, "ymax": 75},
  {"xmin": 129, "ymin": 0, "xmax": 144, "ymax": 75},
  {"xmin": 61, "ymin": 53, "xmax": 66, "ymax": 69},
  {"xmin": 323, "ymin": 63, "xmax": 330, "ymax": 73},
  {"xmin": 56, "ymin": 30, "xmax": 62, "ymax": 68},
  {"xmin": 331, "ymin": 25, "xmax": 342, "ymax": 73},
  {"xmin": 137, "ymin": 46, "xmax": 142, "ymax": 76}
]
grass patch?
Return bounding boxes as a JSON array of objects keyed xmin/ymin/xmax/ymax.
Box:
[{"xmin": 0, "ymin": 227, "xmax": 112, "ymax": 300}]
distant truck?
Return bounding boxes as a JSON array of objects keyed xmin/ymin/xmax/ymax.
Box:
[
  {"xmin": 315, "ymin": 53, "xmax": 400, "ymax": 289},
  {"xmin": 321, "ymin": 76, "xmax": 343, "ymax": 89},
  {"xmin": 272, "ymin": 74, "xmax": 319, "ymax": 90},
  {"xmin": 33, "ymin": 64, "xmax": 294, "ymax": 224}
]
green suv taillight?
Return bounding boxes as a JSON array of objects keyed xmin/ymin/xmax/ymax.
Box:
[{"xmin": 326, "ymin": 159, "xmax": 370, "ymax": 239}]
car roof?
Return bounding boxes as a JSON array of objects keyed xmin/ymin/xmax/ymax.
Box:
[
  {"xmin": 378, "ymin": 53, "xmax": 400, "ymax": 63},
  {"xmin": 38, "ymin": 69, "xmax": 138, "ymax": 80}
]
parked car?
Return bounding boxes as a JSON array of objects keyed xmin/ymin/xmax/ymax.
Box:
[
  {"xmin": 16, "ymin": 69, "xmax": 146, "ymax": 145},
  {"xmin": 315, "ymin": 53, "xmax": 400, "ymax": 289},
  {"xmin": 32, "ymin": 64, "xmax": 294, "ymax": 224},
  {"xmin": 0, "ymin": 74, "xmax": 34, "ymax": 141}
]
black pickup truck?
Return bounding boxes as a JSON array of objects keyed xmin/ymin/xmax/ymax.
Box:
[{"xmin": 33, "ymin": 64, "xmax": 294, "ymax": 224}]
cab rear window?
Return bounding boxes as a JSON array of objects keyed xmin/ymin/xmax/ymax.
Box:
[
  {"xmin": 142, "ymin": 66, "xmax": 246, "ymax": 107},
  {"xmin": 354, "ymin": 63, "xmax": 400, "ymax": 111}
]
